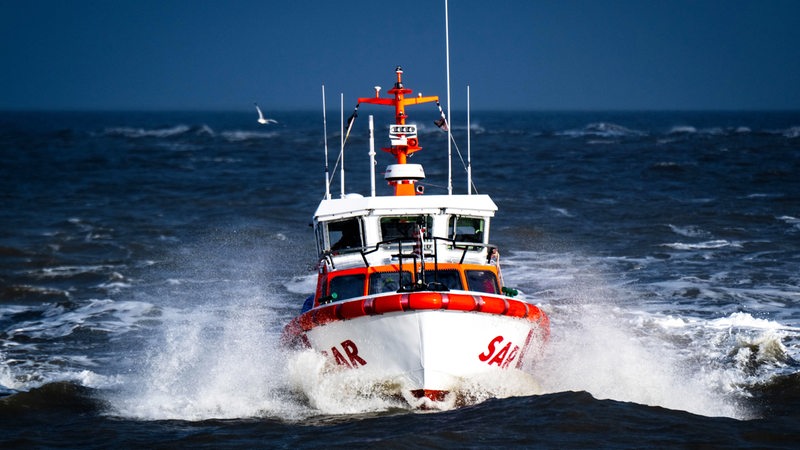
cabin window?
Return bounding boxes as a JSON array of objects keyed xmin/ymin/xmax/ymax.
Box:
[
  {"xmin": 465, "ymin": 270, "xmax": 499, "ymax": 294},
  {"xmin": 315, "ymin": 225, "xmax": 326, "ymax": 255},
  {"xmin": 380, "ymin": 215, "xmax": 432, "ymax": 241},
  {"xmin": 328, "ymin": 217, "xmax": 363, "ymax": 251},
  {"xmin": 328, "ymin": 274, "xmax": 366, "ymax": 301},
  {"xmin": 424, "ymin": 269, "xmax": 463, "ymax": 290},
  {"xmin": 449, "ymin": 216, "xmax": 485, "ymax": 243},
  {"xmin": 369, "ymin": 271, "xmax": 413, "ymax": 294}
]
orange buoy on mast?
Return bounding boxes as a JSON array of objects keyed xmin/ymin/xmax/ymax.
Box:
[{"xmin": 357, "ymin": 66, "xmax": 439, "ymax": 196}]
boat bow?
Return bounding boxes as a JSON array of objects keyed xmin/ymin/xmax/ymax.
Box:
[{"xmin": 282, "ymin": 68, "xmax": 549, "ymax": 406}]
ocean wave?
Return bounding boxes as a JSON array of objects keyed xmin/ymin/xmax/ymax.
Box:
[
  {"xmin": 31, "ymin": 264, "xmax": 119, "ymax": 279},
  {"xmin": 5, "ymin": 299, "xmax": 158, "ymax": 340},
  {"xmin": 707, "ymin": 311, "xmax": 800, "ymax": 332},
  {"xmin": 197, "ymin": 124, "xmax": 215, "ymax": 136},
  {"xmin": 0, "ymin": 284, "xmax": 70, "ymax": 302},
  {"xmin": 559, "ymin": 122, "xmax": 645, "ymax": 138},
  {"xmin": 0, "ymin": 381, "xmax": 105, "ymax": 413},
  {"xmin": 668, "ymin": 125, "xmax": 697, "ymax": 134},
  {"xmin": 220, "ymin": 130, "xmax": 279, "ymax": 141},
  {"xmin": 745, "ymin": 193, "xmax": 782, "ymax": 199},
  {"xmin": 778, "ymin": 215, "xmax": 800, "ymax": 231},
  {"xmin": 637, "ymin": 309, "xmax": 800, "ymax": 399},
  {"xmin": 703, "ymin": 127, "xmax": 729, "ymax": 135},
  {"xmin": 760, "ymin": 126, "xmax": 800, "ymax": 138},
  {"xmin": 660, "ymin": 240, "xmax": 742, "ymax": 250},
  {"xmin": 586, "ymin": 139, "xmax": 617, "ymax": 145},
  {"xmin": 668, "ymin": 224, "xmax": 711, "ymax": 238},
  {"xmin": 648, "ymin": 311, "xmax": 798, "ymax": 333},
  {"xmin": 104, "ymin": 125, "xmax": 192, "ymax": 138},
  {"xmin": 782, "ymin": 126, "xmax": 800, "ymax": 138},
  {"xmin": 284, "ymin": 275, "xmax": 316, "ymax": 295},
  {"xmin": 549, "ymin": 207, "xmax": 573, "ymax": 218},
  {"xmin": 667, "ymin": 125, "xmax": 756, "ymax": 137},
  {"xmin": 712, "ymin": 314, "xmax": 796, "ymax": 381},
  {"xmin": 108, "ymin": 302, "xmax": 292, "ymax": 421},
  {"xmin": 96, "ymin": 271, "xmax": 132, "ymax": 292}
]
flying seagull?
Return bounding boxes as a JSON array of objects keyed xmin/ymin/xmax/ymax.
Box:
[{"xmin": 254, "ymin": 102, "xmax": 277, "ymax": 124}]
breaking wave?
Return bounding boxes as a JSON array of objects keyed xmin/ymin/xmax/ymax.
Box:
[
  {"xmin": 559, "ymin": 122, "xmax": 646, "ymax": 138},
  {"xmin": 668, "ymin": 224, "xmax": 712, "ymax": 238},
  {"xmin": 661, "ymin": 240, "xmax": 742, "ymax": 250},
  {"xmin": 104, "ymin": 125, "xmax": 193, "ymax": 138},
  {"xmin": 220, "ymin": 130, "xmax": 279, "ymax": 141},
  {"xmin": 783, "ymin": 126, "xmax": 800, "ymax": 138}
]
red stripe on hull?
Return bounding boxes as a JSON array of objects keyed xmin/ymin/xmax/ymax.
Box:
[{"xmin": 283, "ymin": 291, "xmax": 550, "ymax": 345}]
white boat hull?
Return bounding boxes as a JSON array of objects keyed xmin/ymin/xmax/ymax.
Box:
[{"xmin": 285, "ymin": 292, "xmax": 549, "ymax": 402}]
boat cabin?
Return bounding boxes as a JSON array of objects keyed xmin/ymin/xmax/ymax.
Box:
[{"xmin": 310, "ymin": 193, "xmax": 504, "ymax": 308}]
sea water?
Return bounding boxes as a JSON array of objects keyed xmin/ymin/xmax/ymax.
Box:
[{"xmin": 1, "ymin": 110, "xmax": 799, "ymax": 447}]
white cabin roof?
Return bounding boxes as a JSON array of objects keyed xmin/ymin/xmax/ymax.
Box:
[{"xmin": 314, "ymin": 194, "xmax": 498, "ymax": 222}]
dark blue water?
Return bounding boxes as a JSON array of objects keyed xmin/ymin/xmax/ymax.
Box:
[{"xmin": 1, "ymin": 110, "xmax": 799, "ymax": 448}]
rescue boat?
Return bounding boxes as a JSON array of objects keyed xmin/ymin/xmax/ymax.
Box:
[{"xmin": 282, "ymin": 67, "xmax": 549, "ymax": 407}]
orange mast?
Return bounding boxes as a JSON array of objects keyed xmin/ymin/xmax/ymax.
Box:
[{"xmin": 358, "ymin": 67, "xmax": 439, "ymax": 196}]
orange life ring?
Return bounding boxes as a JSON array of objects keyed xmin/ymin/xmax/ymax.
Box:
[{"xmin": 407, "ymin": 138, "xmax": 418, "ymax": 147}]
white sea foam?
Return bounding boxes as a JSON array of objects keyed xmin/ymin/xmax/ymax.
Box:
[
  {"xmin": 536, "ymin": 303, "xmax": 743, "ymax": 418},
  {"xmin": 0, "ymin": 351, "xmax": 17, "ymax": 391},
  {"xmin": 0, "ymin": 342, "xmax": 123, "ymax": 392},
  {"xmin": 498, "ymin": 249, "xmax": 799, "ymax": 419},
  {"xmin": 220, "ymin": 130, "xmax": 278, "ymax": 141},
  {"xmin": 105, "ymin": 125, "xmax": 191, "ymax": 138},
  {"xmin": 669, "ymin": 125, "xmax": 697, "ymax": 134},
  {"xmin": 550, "ymin": 207, "xmax": 573, "ymax": 217},
  {"xmin": 668, "ymin": 224, "xmax": 711, "ymax": 238},
  {"xmin": 559, "ymin": 122, "xmax": 644, "ymax": 138},
  {"xmin": 782, "ymin": 126, "xmax": 800, "ymax": 138},
  {"xmin": 285, "ymin": 348, "xmax": 543, "ymax": 414},
  {"xmin": 707, "ymin": 312, "xmax": 800, "ymax": 332},
  {"xmin": 106, "ymin": 294, "xmax": 310, "ymax": 421},
  {"xmin": 1, "ymin": 366, "xmax": 119, "ymax": 393},
  {"xmin": 32, "ymin": 264, "xmax": 118, "ymax": 278},
  {"xmin": 286, "ymin": 350, "xmax": 407, "ymax": 414},
  {"xmin": 661, "ymin": 239, "xmax": 742, "ymax": 250},
  {"xmin": 651, "ymin": 161, "xmax": 683, "ymax": 170},
  {"xmin": 778, "ymin": 215, "xmax": 800, "ymax": 231},
  {"xmin": 744, "ymin": 193, "xmax": 778, "ymax": 199},
  {"xmin": 97, "ymin": 281, "xmax": 132, "ymax": 292},
  {"xmin": 586, "ymin": 139, "xmax": 618, "ymax": 145},
  {"xmin": 197, "ymin": 124, "xmax": 215, "ymax": 136},
  {"xmin": 284, "ymin": 274, "xmax": 316, "ymax": 295},
  {"xmin": 5, "ymin": 299, "xmax": 157, "ymax": 342}
]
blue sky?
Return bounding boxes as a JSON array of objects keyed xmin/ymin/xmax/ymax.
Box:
[{"xmin": 2, "ymin": 0, "xmax": 799, "ymax": 111}]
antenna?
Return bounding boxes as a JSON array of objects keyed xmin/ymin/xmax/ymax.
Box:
[
  {"xmin": 445, "ymin": 0, "xmax": 452, "ymax": 195},
  {"xmin": 322, "ymin": 85, "xmax": 331, "ymax": 200},
  {"xmin": 369, "ymin": 115, "xmax": 376, "ymax": 197},
  {"xmin": 340, "ymin": 93, "xmax": 345, "ymax": 198},
  {"xmin": 467, "ymin": 84, "xmax": 472, "ymax": 195}
]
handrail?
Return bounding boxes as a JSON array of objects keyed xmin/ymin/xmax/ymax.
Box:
[
  {"xmin": 318, "ymin": 236, "xmax": 502, "ymax": 300},
  {"xmin": 322, "ymin": 236, "xmax": 495, "ymax": 267}
]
